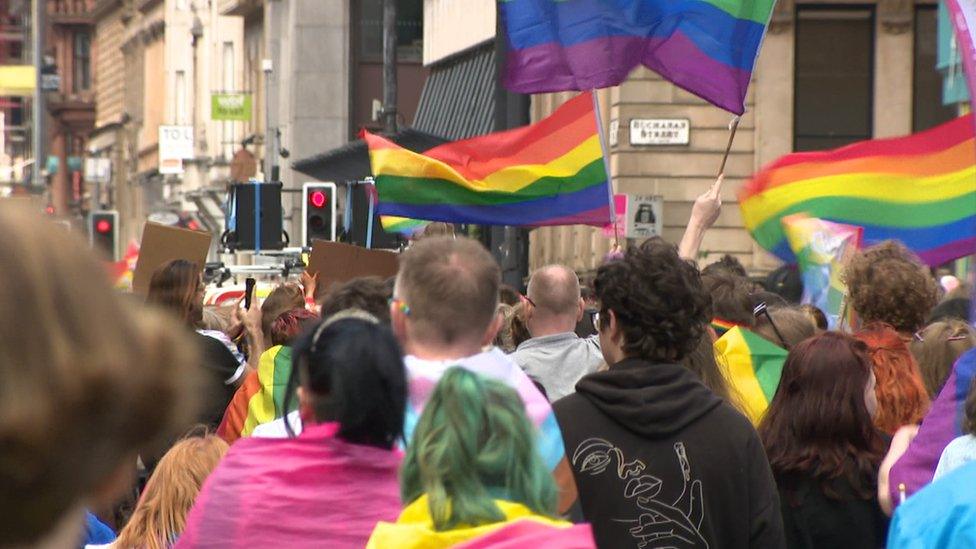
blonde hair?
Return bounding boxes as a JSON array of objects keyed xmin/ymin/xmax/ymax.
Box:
[
  {"xmin": 910, "ymin": 320, "xmax": 976, "ymax": 398},
  {"xmin": 114, "ymin": 434, "xmax": 228, "ymax": 549},
  {"xmin": 0, "ymin": 205, "xmax": 200, "ymax": 545}
]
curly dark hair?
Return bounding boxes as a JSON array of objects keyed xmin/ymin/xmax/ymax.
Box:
[
  {"xmin": 843, "ymin": 240, "xmax": 939, "ymax": 333},
  {"xmin": 594, "ymin": 237, "xmax": 710, "ymax": 362}
]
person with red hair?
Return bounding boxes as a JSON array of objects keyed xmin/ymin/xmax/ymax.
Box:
[{"xmin": 855, "ymin": 323, "xmax": 930, "ymax": 435}]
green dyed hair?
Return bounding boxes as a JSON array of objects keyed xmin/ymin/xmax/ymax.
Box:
[{"xmin": 400, "ymin": 367, "xmax": 558, "ymax": 531}]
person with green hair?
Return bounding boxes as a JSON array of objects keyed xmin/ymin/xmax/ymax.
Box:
[{"xmin": 367, "ymin": 367, "xmax": 595, "ymax": 548}]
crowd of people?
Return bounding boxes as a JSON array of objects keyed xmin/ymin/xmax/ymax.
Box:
[{"xmin": 1, "ymin": 179, "xmax": 974, "ymax": 548}]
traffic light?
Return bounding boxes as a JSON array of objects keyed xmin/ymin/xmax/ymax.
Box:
[
  {"xmin": 302, "ymin": 182, "xmax": 336, "ymax": 246},
  {"xmin": 89, "ymin": 210, "xmax": 118, "ymax": 260}
]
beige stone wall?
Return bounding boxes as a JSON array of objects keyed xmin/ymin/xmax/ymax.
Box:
[
  {"xmin": 423, "ymin": 0, "xmax": 496, "ymax": 66},
  {"xmin": 94, "ymin": 9, "xmax": 125, "ymax": 128}
]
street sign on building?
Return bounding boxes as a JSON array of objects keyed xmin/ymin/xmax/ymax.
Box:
[
  {"xmin": 625, "ymin": 195, "xmax": 663, "ymax": 239},
  {"xmin": 84, "ymin": 157, "xmax": 111, "ymax": 183},
  {"xmin": 608, "ymin": 119, "xmax": 619, "ymax": 148},
  {"xmin": 629, "ymin": 118, "xmax": 690, "ymax": 146},
  {"xmin": 211, "ymin": 93, "xmax": 253, "ymax": 121},
  {"xmin": 159, "ymin": 125, "xmax": 194, "ymax": 175}
]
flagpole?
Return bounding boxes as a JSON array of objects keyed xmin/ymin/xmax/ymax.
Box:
[
  {"xmin": 589, "ymin": 90, "xmax": 619, "ymax": 247},
  {"xmin": 718, "ymin": 116, "xmax": 740, "ymax": 176}
]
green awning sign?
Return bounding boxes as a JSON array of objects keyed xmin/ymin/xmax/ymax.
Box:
[{"xmin": 211, "ymin": 93, "xmax": 252, "ymax": 121}]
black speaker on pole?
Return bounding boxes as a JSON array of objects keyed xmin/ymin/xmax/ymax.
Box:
[
  {"xmin": 346, "ymin": 182, "xmax": 403, "ymax": 250},
  {"xmin": 225, "ymin": 182, "xmax": 285, "ymax": 251}
]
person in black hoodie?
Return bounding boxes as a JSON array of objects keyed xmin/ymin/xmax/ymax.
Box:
[{"xmin": 553, "ymin": 237, "xmax": 786, "ymax": 549}]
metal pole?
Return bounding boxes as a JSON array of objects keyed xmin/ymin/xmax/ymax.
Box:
[
  {"xmin": 262, "ymin": 58, "xmax": 273, "ymax": 182},
  {"xmin": 31, "ymin": 0, "xmax": 44, "ymax": 189},
  {"xmin": 382, "ymin": 0, "xmax": 397, "ymax": 133}
]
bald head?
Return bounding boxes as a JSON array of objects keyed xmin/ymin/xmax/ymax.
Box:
[{"xmin": 527, "ymin": 265, "xmax": 582, "ymax": 319}]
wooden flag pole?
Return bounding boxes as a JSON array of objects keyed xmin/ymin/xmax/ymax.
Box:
[{"xmin": 718, "ymin": 116, "xmax": 741, "ymax": 176}]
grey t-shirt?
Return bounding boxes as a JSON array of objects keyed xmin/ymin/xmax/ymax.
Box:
[{"xmin": 512, "ymin": 332, "xmax": 604, "ymax": 402}]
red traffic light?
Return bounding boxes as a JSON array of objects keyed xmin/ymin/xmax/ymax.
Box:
[
  {"xmin": 309, "ymin": 190, "xmax": 328, "ymax": 209},
  {"xmin": 95, "ymin": 219, "xmax": 112, "ymax": 234}
]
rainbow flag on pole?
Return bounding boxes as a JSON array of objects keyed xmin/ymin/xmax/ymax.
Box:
[
  {"xmin": 217, "ymin": 345, "xmax": 295, "ymax": 444},
  {"xmin": 499, "ymin": 0, "xmax": 777, "ymax": 115},
  {"xmin": 714, "ymin": 326, "xmax": 789, "ymax": 426},
  {"xmin": 365, "ymin": 93, "xmax": 612, "ymax": 227},
  {"xmin": 782, "ymin": 214, "xmax": 862, "ymax": 330},
  {"xmin": 740, "ymin": 115, "xmax": 976, "ymax": 267}
]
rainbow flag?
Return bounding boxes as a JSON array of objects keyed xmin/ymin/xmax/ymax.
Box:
[
  {"xmin": 365, "ymin": 93, "xmax": 612, "ymax": 227},
  {"xmin": 380, "ymin": 215, "xmax": 429, "ymax": 236},
  {"xmin": 217, "ymin": 345, "xmax": 296, "ymax": 444},
  {"xmin": 740, "ymin": 115, "xmax": 976, "ymax": 267},
  {"xmin": 782, "ymin": 214, "xmax": 862, "ymax": 330},
  {"xmin": 714, "ymin": 326, "xmax": 789, "ymax": 425},
  {"xmin": 888, "ymin": 349, "xmax": 976, "ymax": 509},
  {"xmin": 499, "ymin": 0, "xmax": 777, "ymax": 115},
  {"xmin": 710, "ymin": 317, "xmax": 741, "ymax": 338}
]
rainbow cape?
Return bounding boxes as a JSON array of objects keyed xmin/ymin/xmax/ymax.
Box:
[
  {"xmin": 714, "ymin": 326, "xmax": 789, "ymax": 425},
  {"xmin": 217, "ymin": 345, "xmax": 296, "ymax": 444},
  {"xmin": 366, "ymin": 495, "xmax": 595, "ymax": 548},
  {"xmin": 782, "ymin": 214, "xmax": 862, "ymax": 330},
  {"xmin": 365, "ymin": 93, "xmax": 612, "ymax": 227},
  {"xmin": 888, "ymin": 349, "xmax": 976, "ymax": 509},
  {"xmin": 499, "ymin": 0, "xmax": 777, "ymax": 115},
  {"xmin": 740, "ymin": 114, "xmax": 976, "ymax": 267}
]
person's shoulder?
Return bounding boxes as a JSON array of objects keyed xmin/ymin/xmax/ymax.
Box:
[{"xmin": 552, "ymin": 391, "xmax": 591, "ymax": 417}]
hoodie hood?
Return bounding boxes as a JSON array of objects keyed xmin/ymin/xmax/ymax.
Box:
[{"xmin": 575, "ymin": 358, "xmax": 722, "ymax": 437}]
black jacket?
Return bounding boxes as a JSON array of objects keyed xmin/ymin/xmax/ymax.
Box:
[
  {"xmin": 777, "ymin": 473, "xmax": 888, "ymax": 549},
  {"xmin": 554, "ymin": 358, "xmax": 786, "ymax": 549}
]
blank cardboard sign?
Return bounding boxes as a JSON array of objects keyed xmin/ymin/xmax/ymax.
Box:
[
  {"xmin": 306, "ymin": 240, "xmax": 399, "ymax": 291},
  {"xmin": 132, "ymin": 222, "xmax": 212, "ymax": 296}
]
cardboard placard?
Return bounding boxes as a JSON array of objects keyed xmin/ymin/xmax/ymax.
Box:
[
  {"xmin": 306, "ymin": 240, "xmax": 399, "ymax": 290},
  {"xmin": 132, "ymin": 222, "xmax": 212, "ymax": 295}
]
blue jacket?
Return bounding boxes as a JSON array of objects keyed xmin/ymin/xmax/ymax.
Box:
[{"xmin": 888, "ymin": 461, "xmax": 976, "ymax": 548}]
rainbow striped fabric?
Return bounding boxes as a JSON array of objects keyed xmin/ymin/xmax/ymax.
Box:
[
  {"xmin": 888, "ymin": 349, "xmax": 976, "ymax": 508},
  {"xmin": 714, "ymin": 326, "xmax": 789, "ymax": 425},
  {"xmin": 217, "ymin": 345, "xmax": 295, "ymax": 444},
  {"xmin": 740, "ymin": 114, "xmax": 976, "ymax": 267},
  {"xmin": 365, "ymin": 93, "xmax": 612, "ymax": 227},
  {"xmin": 782, "ymin": 214, "xmax": 862, "ymax": 330},
  {"xmin": 380, "ymin": 215, "xmax": 428, "ymax": 236},
  {"xmin": 498, "ymin": 0, "xmax": 777, "ymax": 115},
  {"xmin": 710, "ymin": 318, "xmax": 741, "ymax": 338}
]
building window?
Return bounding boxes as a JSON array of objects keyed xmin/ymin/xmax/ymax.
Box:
[
  {"xmin": 356, "ymin": 0, "xmax": 423, "ymax": 62},
  {"xmin": 794, "ymin": 7, "xmax": 874, "ymax": 151},
  {"xmin": 175, "ymin": 70, "xmax": 187, "ymax": 124},
  {"xmin": 73, "ymin": 31, "xmax": 91, "ymax": 92},
  {"xmin": 913, "ymin": 5, "xmax": 957, "ymax": 132}
]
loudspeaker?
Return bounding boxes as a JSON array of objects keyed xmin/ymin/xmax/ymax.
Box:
[
  {"xmin": 226, "ymin": 182, "xmax": 285, "ymax": 251},
  {"xmin": 346, "ymin": 183, "xmax": 403, "ymax": 250}
]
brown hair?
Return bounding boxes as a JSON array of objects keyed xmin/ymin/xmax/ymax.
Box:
[
  {"xmin": 910, "ymin": 320, "xmax": 976, "ymax": 398},
  {"xmin": 493, "ymin": 303, "xmax": 516, "ymax": 352},
  {"xmin": 702, "ymin": 271, "xmax": 755, "ymax": 327},
  {"xmin": 114, "ymin": 433, "xmax": 227, "ymax": 549},
  {"xmin": 260, "ymin": 283, "xmax": 305, "ymax": 343},
  {"xmin": 146, "ymin": 259, "xmax": 204, "ymax": 327},
  {"xmin": 413, "ymin": 222, "xmax": 455, "ymax": 241},
  {"xmin": 320, "ymin": 276, "xmax": 392, "ymax": 324},
  {"xmin": 395, "ymin": 236, "xmax": 500, "ymax": 346},
  {"xmin": 0, "ymin": 206, "xmax": 200, "ymax": 545},
  {"xmin": 855, "ymin": 323, "xmax": 931, "ymax": 434},
  {"xmin": 509, "ymin": 302, "xmax": 532, "ymax": 349},
  {"xmin": 754, "ymin": 307, "xmax": 817, "ymax": 350},
  {"xmin": 843, "ymin": 240, "xmax": 939, "ymax": 333},
  {"xmin": 799, "ymin": 304, "xmax": 828, "ymax": 331},
  {"xmin": 759, "ymin": 332, "xmax": 886, "ymax": 501},
  {"xmin": 681, "ymin": 332, "xmax": 732, "ymax": 403}
]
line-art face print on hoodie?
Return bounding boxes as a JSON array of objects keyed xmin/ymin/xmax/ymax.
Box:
[{"xmin": 573, "ymin": 438, "xmax": 708, "ymax": 548}]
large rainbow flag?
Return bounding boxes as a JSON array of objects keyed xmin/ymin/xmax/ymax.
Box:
[
  {"xmin": 365, "ymin": 93, "xmax": 612, "ymax": 227},
  {"xmin": 217, "ymin": 345, "xmax": 296, "ymax": 444},
  {"xmin": 498, "ymin": 0, "xmax": 777, "ymax": 115},
  {"xmin": 714, "ymin": 326, "xmax": 789, "ymax": 426},
  {"xmin": 740, "ymin": 115, "xmax": 976, "ymax": 267},
  {"xmin": 782, "ymin": 214, "xmax": 862, "ymax": 330}
]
